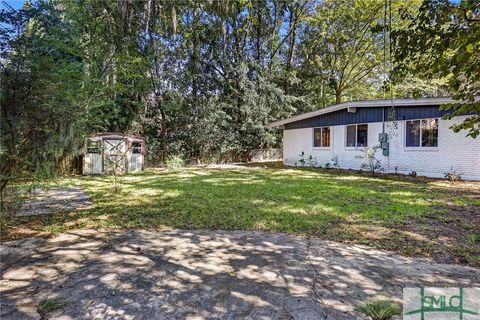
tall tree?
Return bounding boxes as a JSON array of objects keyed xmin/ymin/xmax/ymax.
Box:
[
  {"xmin": 298, "ymin": 0, "xmax": 385, "ymax": 106},
  {"xmin": 394, "ymin": 0, "xmax": 480, "ymax": 137},
  {"xmin": 71, "ymin": 0, "xmax": 149, "ymax": 133},
  {"xmin": 1, "ymin": 1, "xmax": 85, "ymax": 202}
]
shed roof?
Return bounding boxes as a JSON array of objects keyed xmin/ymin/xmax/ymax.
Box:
[
  {"xmin": 267, "ymin": 97, "xmax": 471, "ymax": 128},
  {"xmin": 89, "ymin": 132, "xmax": 144, "ymax": 141}
]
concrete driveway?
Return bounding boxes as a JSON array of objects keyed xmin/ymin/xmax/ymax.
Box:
[{"xmin": 1, "ymin": 229, "xmax": 478, "ymax": 319}]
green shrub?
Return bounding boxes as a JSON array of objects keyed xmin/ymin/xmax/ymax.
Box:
[
  {"xmin": 444, "ymin": 168, "xmax": 463, "ymax": 182},
  {"xmin": 165, "ymin": 154, "xmax": 185, "ymax": 169},
  {"xmin": 355, "ymin": 299, "xmax": 401, "ymax": 320},
  {"xmin": 295, "ymin": 151, "xmax": 317, "ymax": 167}
]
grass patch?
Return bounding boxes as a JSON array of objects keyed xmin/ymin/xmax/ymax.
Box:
[
  {"xmin": 3, "ymin": 166, "xmax": 479, "ymax": 265},
  {"xmin": 355, "ymin": 299, "xmax": 401, "ymax": 320},
  {"xmin": 37, "ymin": 297, "xmax": 68, "ymax": 315},
  {"xmin": 468, "ymin": 234, "xmax": 480, "ymax": 244}
]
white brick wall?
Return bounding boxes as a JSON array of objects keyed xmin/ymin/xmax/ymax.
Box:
[{"xmin": 283, "ymin": 116, "xmax": 480, "ymax": 180}]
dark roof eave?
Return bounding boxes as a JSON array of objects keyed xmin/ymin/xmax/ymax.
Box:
[{"xmin": 267, "ymin": 97, "xmax": 475, "ymax": 128}]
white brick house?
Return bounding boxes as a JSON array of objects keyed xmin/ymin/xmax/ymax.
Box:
[{"xmin": 268, "ymin": 98, "xmax": 480, "ymax": 180}]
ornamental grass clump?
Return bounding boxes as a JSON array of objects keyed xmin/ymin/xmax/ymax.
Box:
[{"xmin": 354, "ymin": 299, "xmax": 401, "ymax": 320}]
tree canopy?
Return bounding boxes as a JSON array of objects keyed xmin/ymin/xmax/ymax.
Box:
[
  {"xmin": 394, "ymin": 0, "xmax": 480, "ymax": 137},
  {"xmin": 1, "ymin": 0, "xmax": 478, "ymax": 201}
]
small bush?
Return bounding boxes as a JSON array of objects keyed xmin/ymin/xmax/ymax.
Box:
[
  {"xmin": 295, "ymin": 151, "xmax": 317, "ymax": 167},
  {"xmin": 444, "ymin": 167, "xmax": 463, "ymax": 182},
  {"xmin": 355, "ymin": 299, "xmax": 401, "ymax": 320},
  {"xmin": 330, "ymin": 155, "xmax": 338, "ymax": 167},
  {"xmin": 356, "ymin": 146, "xmax": 383, "ymax": 176},
  {"xmin": 165, "ymin": 154, "xmax": 185, "ymax": 169}
]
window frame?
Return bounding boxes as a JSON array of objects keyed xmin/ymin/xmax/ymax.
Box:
[
  {"xmin": 132, "ymin": 141, "xmax": 142, "ymax": 154},
  {"xmin": 345, "ymin": 123, "xmax": 368, "ymax": 149},
  {"xmin": 87, "ymin": 140, "xmax": 101, "ymax": 154},
  {"xmin": 404, "ymin": 118, "xmax": 439, "ymax": 150},
  {"xmin": 312, "ymin": 127, "xmax": 331, "ymax": 149}
]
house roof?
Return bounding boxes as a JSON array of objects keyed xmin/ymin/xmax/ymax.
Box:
[{"xmin": 267, "ymin": 97, "xmax": 466, "ymax": 128}]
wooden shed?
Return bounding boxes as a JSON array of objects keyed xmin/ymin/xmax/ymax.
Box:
[{"xmin": 83, "ymin": 133, "xmax": 145, "ymax": 175}]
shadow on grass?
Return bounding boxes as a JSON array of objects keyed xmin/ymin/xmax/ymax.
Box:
[{"xmin": 4, "ymin": 167, "xmax": 480, "ymax": 266}]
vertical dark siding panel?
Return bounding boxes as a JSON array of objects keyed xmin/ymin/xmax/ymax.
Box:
[{"xmin": 284, "ymin": 105, "xmax": 450, "ymax": 130}]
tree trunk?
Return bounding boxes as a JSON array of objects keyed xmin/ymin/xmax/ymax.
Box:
[
  {"xmin": 285, "ymin": 5, "xmax": 297, "ymax": 94},
  {"xmin": 160, "ymin": 108, "xmax": 168, "ymax": 163},
  {"xmin": 190, "ymin": 6, "xmax": 201, "ymax": 161},
  {"xmin": 255, "ymin": 1, "xmax": 261, "ymax": 65},
  {"xmin": 335, "ymin": 86, "xmax": 343, "ymax": 104}
]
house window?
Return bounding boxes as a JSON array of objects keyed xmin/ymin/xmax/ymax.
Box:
[
  {"xmin": 313, "ymin": 127, "xmax": 331, "ymax": 148},
  {"xmin": 346, "ymin": 124, "xmax": 368, "ymax": 148},
  {"xmin": 405, "ymin": 119, "xmax": 438, "ymax": 147},
  {"xmin": 132, "ymin": 142, "xmax": 142, "ymax": 154},
  {"xmin": 87, "ymin": 140, "xmax": 101, "ymax": 154}
]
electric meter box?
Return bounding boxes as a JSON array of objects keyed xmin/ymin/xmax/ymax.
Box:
[{"xmin": 379, "ymin": 133, "xmax": 388, "ymax": 143}]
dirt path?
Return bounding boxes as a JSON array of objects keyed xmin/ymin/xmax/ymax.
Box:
[
  {"xmin": 17, "ymin": 188, "xmax": 93, "ymax": 217},
  {"xmin": 1, "ymin": 229, "xmax": 479, "ymax": 319}
]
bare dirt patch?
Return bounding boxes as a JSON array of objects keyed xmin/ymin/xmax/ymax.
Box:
[{"xmin": 16, "ymin": 188, "xmax": 92, "ymax": 217}]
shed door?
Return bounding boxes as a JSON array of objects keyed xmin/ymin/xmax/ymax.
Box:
[
  {"xmin": 128, "ymin": 141, "xmax": 143, "ymax": 172},
  {"xmin": 103, "ymin": 139, "xmax": 126, "ymax": 174},
  {"xmin": 84, "ymin": 140, "xmax": 102, "ymax": 174},
  {"xmin": 84, "ymin": 154, "xmax": 102, "ymax": 174}
]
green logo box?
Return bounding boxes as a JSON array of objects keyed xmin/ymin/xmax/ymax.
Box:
[{"xmin": 403, "ymin": 288, "xmax": 480, "ymax": 320}]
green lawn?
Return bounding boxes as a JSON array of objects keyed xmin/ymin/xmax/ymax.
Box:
[{"xmin": 4, "ymin": 165, "xmax": 480, "ymax": 265}]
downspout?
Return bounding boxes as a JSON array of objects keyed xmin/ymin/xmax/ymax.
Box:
[
  {"xmin": 382, "ymin": 107, "xmax": 385, "ymax": 133},
  {"xmin": 381, "ymin": 106, "xmax": 390, "ymax": 173}
]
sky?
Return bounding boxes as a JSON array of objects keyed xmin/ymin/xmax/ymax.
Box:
[{"xmin": 2, "ymin": 0, "xmax": 25, "ymax": 10}]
